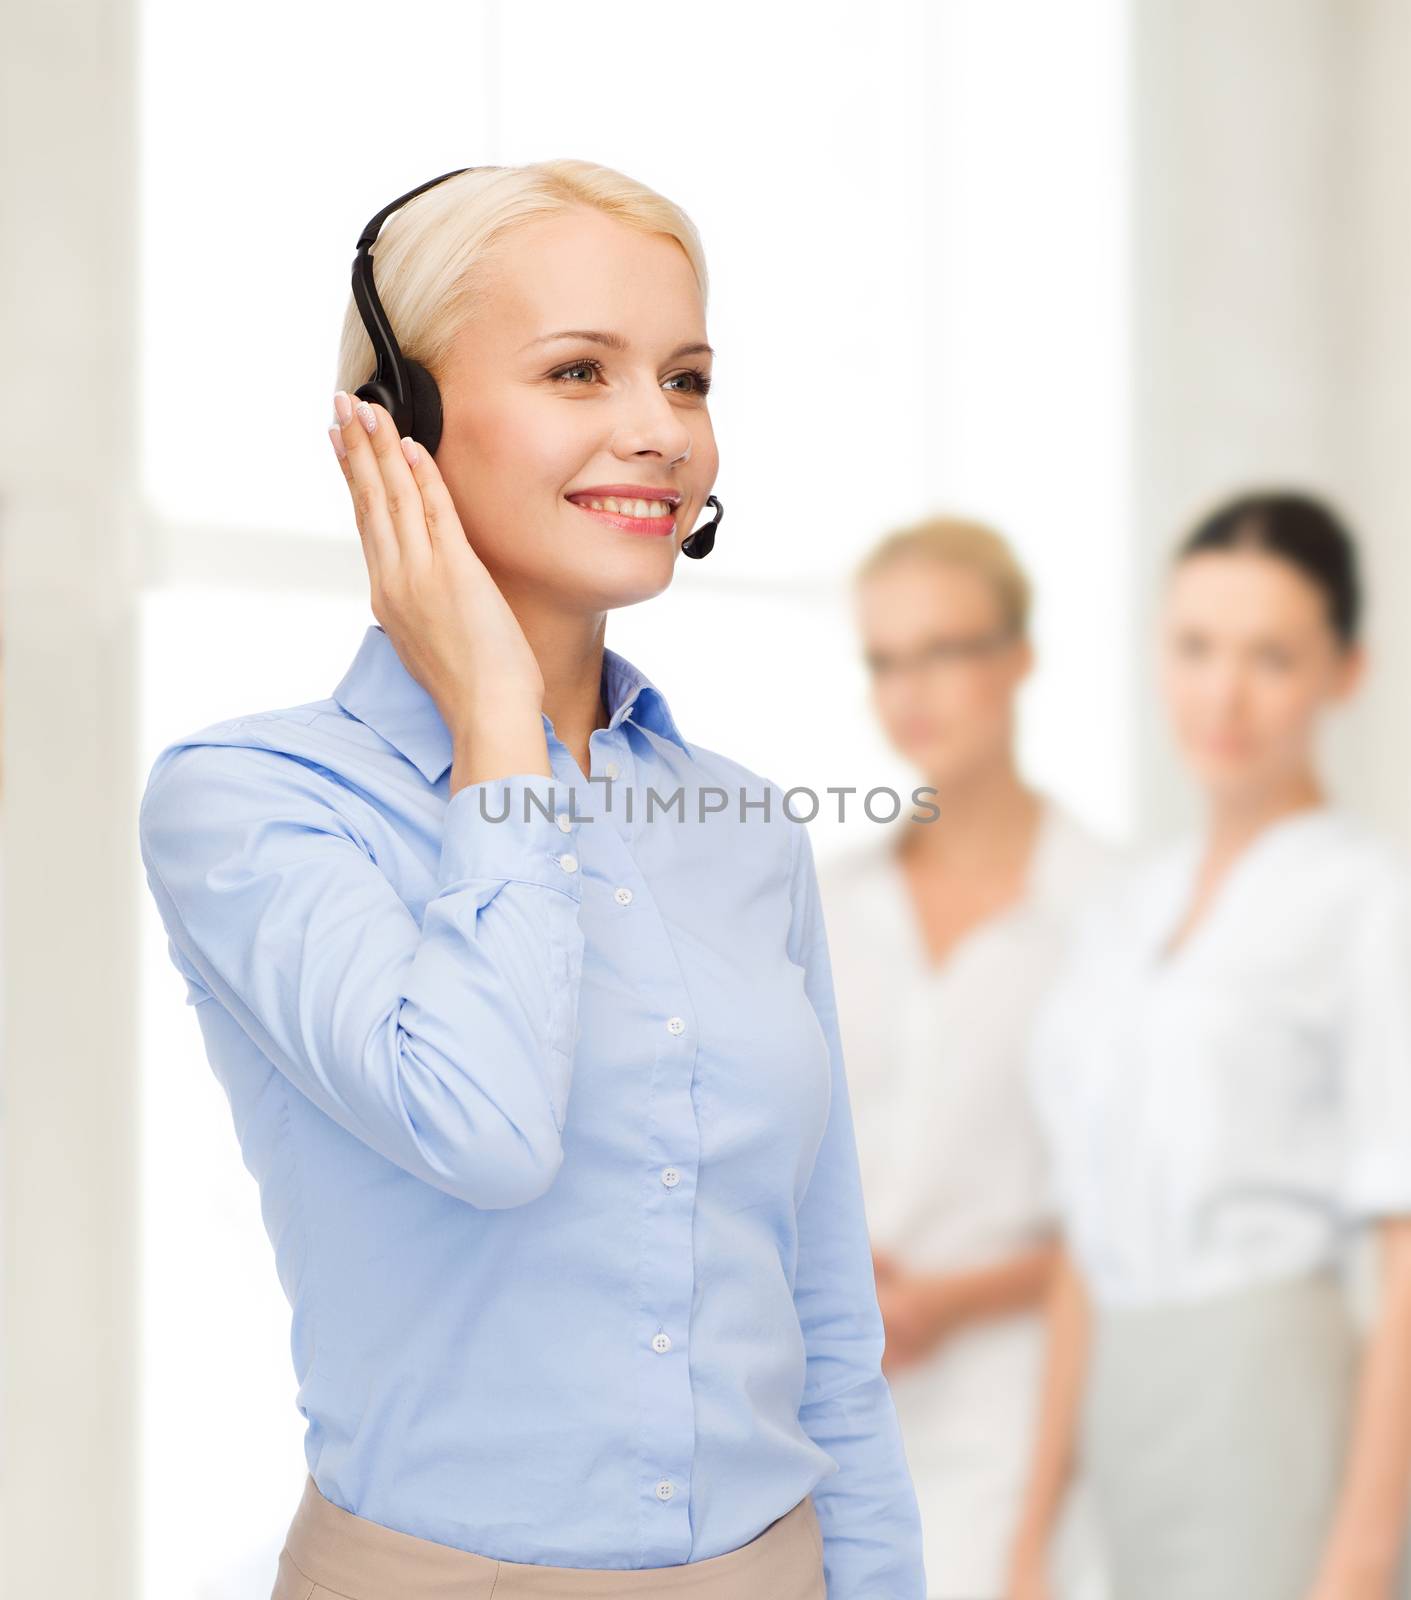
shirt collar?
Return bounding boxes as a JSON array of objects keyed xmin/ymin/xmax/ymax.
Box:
[{"xmin": 331, "ymin": 623, "xmax": 690, "ymax": 784}]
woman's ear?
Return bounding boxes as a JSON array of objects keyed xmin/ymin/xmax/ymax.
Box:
[
  {"xmin": 1331, "ymin": 639, "xmax": 1368, "ymax": 703},
  {"xmin": 1010, "ymin": 634, "xmax": 1036, "ymax": 689}
]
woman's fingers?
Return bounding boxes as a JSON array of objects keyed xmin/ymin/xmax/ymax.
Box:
[
  {"xmin": 340, "ymin": 394, "xmax": 432, "ymax": 578},
  {"xmin": 329, "ymin": 391, "xmax": 491, "ymax": 672},
  {"xmin": 398, "ymin": 434, "xmax": 481, "ymax": 563},
  {"xmin": 333, "ymin": 390, "xmax": 399, "ymax": 581}
]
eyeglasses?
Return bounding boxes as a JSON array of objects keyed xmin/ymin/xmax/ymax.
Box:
[{"xmin": 864, "ymin": 629, "xmax": 1018, "ymax": 681}]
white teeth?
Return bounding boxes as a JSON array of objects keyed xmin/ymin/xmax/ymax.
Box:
[{"xmin": 582, "ymin": 495, "xmax": 673, "ymax": 518}]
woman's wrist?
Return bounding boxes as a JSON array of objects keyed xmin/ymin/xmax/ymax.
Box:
[
  {"xmin": 449, "ymin": 712, "xmax": 552, "ymax": 793},
  {"xmin": 1005, "ymin": 1523, "xmax": 1051, "ymax": 1580},
  {"xmin": 1311, "ymin": 1526, "xmax": 1403, "ymax": 1594},
  {"xmin": 919, "ymin": 1272, "xmax": 961, "ymax": 1340},
  {"xmin": 447, "ymin": 693, "xmax": 543, "ymax": 742},
  {"xmin": 1010, "ymin": 1480, "xmax": 1066, "ymax": 1572}
]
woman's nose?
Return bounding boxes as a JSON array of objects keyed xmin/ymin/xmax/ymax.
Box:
[{"xmin": 613, "ymin": 383, "xmax": 694, "ymax": 460}]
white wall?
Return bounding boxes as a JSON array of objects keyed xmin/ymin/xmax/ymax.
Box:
[
  {"xmin": 1, "ymin": 0, "xmax": 142, "ymax": 1594},
  {"xmin": 1131, "ymin": 0, "xmax": 1411, "ymax": 846}
]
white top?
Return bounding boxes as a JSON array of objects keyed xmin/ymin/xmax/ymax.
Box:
[
  {"xmin": 819, "ymin": 799, "xmax": 1121, "ymax": 1597},
  {"xmin": 1028, "ymin": 804, "xmax": 1411, "ymax": 1309}
]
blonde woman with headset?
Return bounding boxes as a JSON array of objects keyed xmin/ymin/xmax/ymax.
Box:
[
  {"xmin": 138, "ymin": 161, "xmax": 925, "ymax": 1600},
  {"xmin": 818, "ymin": 517, "xmax": 1119, "ymax": 1600}
]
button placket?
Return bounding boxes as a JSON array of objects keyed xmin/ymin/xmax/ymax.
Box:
[
  {"xmin": 645, "ymin": 1105, "xmax": 695, "ymax": 1529},
  {"xmin": 628, "ymin": 888, "xmax": 696, "ymax": 1547}
]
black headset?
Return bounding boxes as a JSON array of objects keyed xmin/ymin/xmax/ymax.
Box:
[{"xmin": 351, "ymin": 167, "xmax": 723, "ymax": 558}]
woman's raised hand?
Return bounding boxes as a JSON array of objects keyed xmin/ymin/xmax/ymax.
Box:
[{"xmin": 329, "ymin": 393, "xmax": 551, "ymax": 787}]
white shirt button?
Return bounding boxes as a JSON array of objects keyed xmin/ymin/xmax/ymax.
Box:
[
  {"xmin": 651, "ymin": 1331, "xmax": 672, "ymax": 1354},
  {"xmin": 660, "ymin": 1167, "xmax": 681, "ymax": 1188},
  {"xmin": 666, "ymin": 1016, "xmax": 685, "ymax": 1035},
  {"xmin": 604, "ymin": 760, "xmax": 620, "ymax": 779},
  {"xmin": 614, "ymin": 886, "xmax": 633, "ymax": 906},
  {"xmin": 655, "ymin": 1478, "xmax": 675, "ymax": 1501},
  {"xmin": 555, "ymin": 812, "xmax": 574, "ymax": 833},
  {"xmin": 557, "ymin": 853, "xmax": 578, "ymax": 873}
]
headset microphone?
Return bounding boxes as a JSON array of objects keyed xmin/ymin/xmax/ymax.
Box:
[
  {"xmin": 679, "ymin": 495, "xmax": 723, "ymax": 558},
  {"xmin": 351, "ymin": 168, "xmax": 722, "ymax": 555}
]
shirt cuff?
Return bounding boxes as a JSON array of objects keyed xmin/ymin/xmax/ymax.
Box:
[{"xmin": 437, "ymin": 773, "xmax": 585, "ymax": 900}]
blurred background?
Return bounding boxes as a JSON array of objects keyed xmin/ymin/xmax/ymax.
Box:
[{"xmin": 2, "ymin": 1, "xmax": 1408, "ymax": 1597}]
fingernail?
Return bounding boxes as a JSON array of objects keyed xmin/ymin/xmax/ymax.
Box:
[
  {"xmin": 333, "ymin": 391, "xmax": 353, "ymax": 425},
  {"xmin": 355, "ymin": 401, "xmax": 377, "ymax": 434},
  {"xmin": 400, "ymin": 436, "xmax": 418, "ymax": 466},
  {"xmin": 328, "ymin": 425, "xmax": 347, "ymax": 460}
]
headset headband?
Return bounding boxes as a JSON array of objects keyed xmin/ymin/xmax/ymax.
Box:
[{"xmin": 351, "ymin": 166, "xmax": 489, "ymax": 450}]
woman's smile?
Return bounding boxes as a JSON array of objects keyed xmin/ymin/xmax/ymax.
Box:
[{"xmin": 564, "ymin": 483, "xmax": 681, "ymax": 537}]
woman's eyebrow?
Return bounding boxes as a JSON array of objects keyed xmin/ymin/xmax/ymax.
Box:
[{"xmin": 521, "ymin": 329, "xmax": 714, "ymax": 360}]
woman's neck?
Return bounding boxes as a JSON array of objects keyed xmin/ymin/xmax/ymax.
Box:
[
  {"xmin": 900, "ymin": 754, "xmax": 1042, "ymax": 875},
  {"xmin": 505, "ymin": 594, "xmax": 611, "ymax": 778},
  {"xmin": 1203, "ymin": 769, "xmax": 1327, "ymax": 859}
]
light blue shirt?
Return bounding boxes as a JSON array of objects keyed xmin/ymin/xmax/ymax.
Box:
[{"xmin": 138, "ymin": 622, "xmax": 925, "ymax": 1595}]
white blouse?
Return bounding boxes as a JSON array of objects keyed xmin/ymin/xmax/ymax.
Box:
[
  {"xmin": 1028, "ymin": 804, "xmax": 1411, "ymax": 1309},
  {"xmin": 819, "ymin": 799, "xmax": 1121, "ymax": 1597}
]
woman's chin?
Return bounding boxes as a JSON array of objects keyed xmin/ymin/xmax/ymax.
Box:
[
  {"xmin": 1194, "ymin": 755, "xmax": 1280, "ymax": 800},
  {"xmin": 567, "ymin": 548, "xmax": 679, "ymax": 610}
]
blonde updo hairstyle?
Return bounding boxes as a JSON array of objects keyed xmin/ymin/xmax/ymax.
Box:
[
  {"xmin": 853, "ymin": 513, "xmax": 1033, "ymax": 640},
  {"xmin": 334, "ymin": 159, "xmax": 710, "ymax": 397}
]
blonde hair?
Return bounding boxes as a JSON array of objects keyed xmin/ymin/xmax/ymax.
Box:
[
  {"xmin": 854, "ymin": 514, "xmax": 1032, "ymax": 638},
  {"xmin": 334, "ymin": 159, "xmax": 709, "ymax": 394}
]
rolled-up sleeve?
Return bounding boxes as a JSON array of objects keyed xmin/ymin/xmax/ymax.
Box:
[
  {"xmin": 138, "ymin": 736, "xmax": 586, "ymax": 1210},
  {"xmin": 785, "ymin": 818, "xmax": 928, "ymax": 1598}
]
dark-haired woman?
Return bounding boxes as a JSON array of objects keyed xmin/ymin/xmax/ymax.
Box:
[{"xmin": 1005, "ymin": 492, "xmax": 1411, "ymax": 1600}]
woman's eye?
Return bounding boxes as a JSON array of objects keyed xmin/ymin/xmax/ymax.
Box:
[
  {"xmin": 666, "ymin": 368, "xmax": 713, "ymax": 396},
  {"xmin": 551, "ymin": 358, "xmax": 604, "ymax": 384}
]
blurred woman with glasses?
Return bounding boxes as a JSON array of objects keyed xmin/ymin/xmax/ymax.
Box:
[
  {"xmin": 1007, "ymin": 490, "xmax": 1411, "ymax": 1600},
  {"xmin": 818, "ymin": 516, "xmax": 1119, "ymax": 1600}
]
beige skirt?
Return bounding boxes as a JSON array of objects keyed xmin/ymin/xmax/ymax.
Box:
[
  {"xmin": 1078, "ymin": 1269, "xmax": 1411, "ymax": 1600},
  {"xmin": 270, "ymin": 1473, "xmax": 827, "ymax": 1600}
]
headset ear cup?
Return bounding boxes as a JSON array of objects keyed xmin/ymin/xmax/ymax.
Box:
[
  {"xmin": 404, "ymin": 359, "xmax": 445, "ymax": 457},
  {"xmin": 353, "ymin": 378, "xmax": 399, "ymax": 421}
]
